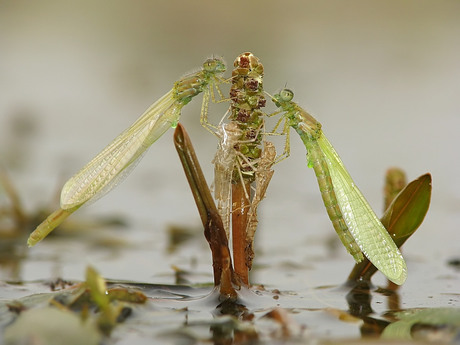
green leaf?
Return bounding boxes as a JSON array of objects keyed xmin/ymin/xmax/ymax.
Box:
[
  {"xmin": 86, "ymin": 266, "xmax": 110, "ymax": 309},
  {"xmin": 346, "ymin": 173, "xmax": 432, "ymax": 284},
  {"xmin": 381, "ymin": 173, "xmax": 432, "ymax": 247}
]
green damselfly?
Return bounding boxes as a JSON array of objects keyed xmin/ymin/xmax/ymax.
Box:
[
  {"xmin": 271, "ymin": 89, "xmax": 407, "ymax": 285},
  {"xmin": 28, "ymin": 57, "xmax": 226, "ymax": 247}
]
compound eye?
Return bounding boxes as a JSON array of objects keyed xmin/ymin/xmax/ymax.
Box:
[
  {"xmin": 203, "ymin": 59, "xmax": 216, "ymax": 72},
  {"xmin": 280, "ymin": 89, "xmax": 294, "ymax": 102},
  {"xmin": 203, "ymin": 58, "xmax": 226, "ymax": 73}
]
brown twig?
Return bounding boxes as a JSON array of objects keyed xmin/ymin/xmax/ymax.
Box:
[
  {"xmin": 173, "ymin": 123, "xmax": 238, "ymax": 298},
  {"xmin": 231, "ymin": 181, "xmax": 251, "ymax": 285}
]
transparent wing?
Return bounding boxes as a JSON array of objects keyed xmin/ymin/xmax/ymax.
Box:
[
  {"xmin": 213, "ymin": 161, "xmax": 234, "ymax": 239},
  {"xmin": 305, "ymin": 137, "xmax": 364, "ymax": 262},
  {"xmin": 246, "ymin": 141, "xmax": 276, "ymax": 240},
  {"xmin": 212, "ymin": 123, "xmax": 240, "ymax": 238},
  {"xmin": 61, "ymin": 90, "xmax": 181, "ymax": 209},
  {"xmin": 317, "ymin": 133, "xmax": 407, "ymax": 285},
  {"xmin": 27, "ymin": 207, "xmax": 75, "ymax": 247}
]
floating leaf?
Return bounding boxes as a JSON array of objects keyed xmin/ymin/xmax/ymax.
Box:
[
  {"xmin": 382, "ymin": 308, "xmax": 460, "ymax": 341},
  {"xmin": 107, "ymin": 287, "xmax": 147, "ymax": 304}
]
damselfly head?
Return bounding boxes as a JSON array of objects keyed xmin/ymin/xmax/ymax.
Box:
[
  {"xmin": 272, "ymin": 88, "xmax": 294, "ymax": 107},
  {"xmin": 203, "ymin": 57, "xmax": 226, "ymax": 74},
  {"xmin": 280, "ymin": 89, "xmax": 294, "ymax": 102}
]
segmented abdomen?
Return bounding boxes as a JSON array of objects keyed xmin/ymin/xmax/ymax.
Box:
[{"xmin": 304, "ymin": 136, "xmax": 364, "ymax": 262}]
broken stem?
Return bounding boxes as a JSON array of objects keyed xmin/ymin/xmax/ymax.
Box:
[{"xmin": 173, "ymin": 123, "xmax": 238, "ymax": 298}]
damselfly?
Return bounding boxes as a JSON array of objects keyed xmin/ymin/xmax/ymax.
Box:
[
  {"xmin": 271, "ymin": 89, "xmax": 407, "ymax": 285},
  {"xmin": 27, "ymin": 57, "xmax": 226, "ymax": 247}
]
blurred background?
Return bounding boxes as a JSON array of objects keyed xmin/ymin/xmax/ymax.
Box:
[{"xmin": 0, "ymin": 0, "xmax": 459, "ymax": 289}]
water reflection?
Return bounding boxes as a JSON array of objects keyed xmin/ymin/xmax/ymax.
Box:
[
  {"xmin": 345, "ymin": 281, "xmax": 396, "ymax": 338},
  {"xmin": 0, "ymin": 242, "xmax": 26, "ymax": 282},
  {"xmin": 2, "ymin": 263, "xmax": 460, "ymax": 344}
]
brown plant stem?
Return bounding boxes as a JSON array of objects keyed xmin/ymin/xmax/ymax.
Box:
[
  {"xmin": 231, "ymin": 181, "xmax": 251, "ymax": 285},
  {"xmin": 173, "ymin": 123, "xmax": 238, "ymax": 298},
  {"xmin": 228, "ymin": 52, "xmax": 266, "ymax": 284},
  {"xmin": 384, "ymin": 168, "xmax": 407, "ymax": 211}
]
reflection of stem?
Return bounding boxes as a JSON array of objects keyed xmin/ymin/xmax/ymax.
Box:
[
  {"xmin": 346, "ymin": 283, "xmax": 373, "ymax": 317},
  {"xmin": 386, "ymin": 287, "xmax": 400, "ymax": 312},
  {"xmin": 173, "ymin": 124, "xmax": 238, "ymax": 299},
  {"xmin": 211, "ymin": 299, "xmax": 255, "ymax": 345},
  {"xmin": 346, "ymin": 283, "xmax": 391, "ymax": 337}
]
